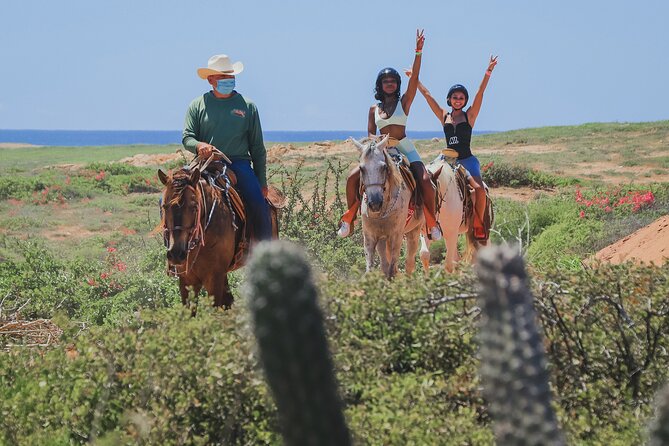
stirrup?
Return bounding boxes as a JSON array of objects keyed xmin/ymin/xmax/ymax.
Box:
[
  {"xmin": 337, "ymin": 221, "xmax": 352, "ymax": 238},
  {"xmin": 428, "ymin": 226, "xmax": 442, "ymax": 241}
]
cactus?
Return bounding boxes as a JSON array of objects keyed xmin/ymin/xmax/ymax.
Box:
[
  {"xmin": 649, "ymin": 383, "xmax": 669, "ymax": 445},
  {"xmin": 245, "ymin": 241, "xmax": 351, "ymax": 446},
  {"xmin": 476, "ymin": 246, "xmax": 565, "ymax": 446}
]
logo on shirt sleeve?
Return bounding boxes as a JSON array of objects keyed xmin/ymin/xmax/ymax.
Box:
[{"xmin": 231, "ymin": 109, "xmax": 246, "ymax": 118}]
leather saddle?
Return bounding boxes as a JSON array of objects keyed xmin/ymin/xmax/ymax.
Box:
[{"xmin": 200, "ymin": 160, "xmax": 286, "ymax": 269}]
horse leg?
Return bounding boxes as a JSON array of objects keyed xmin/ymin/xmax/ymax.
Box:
[
  {"xmin": 419, "ymin": 234, "xmax": 431, "ymax": 275},
  {"xmin": 211, "ymin": 274, "xmax": 234, "ymax": 309},
  {"xmin": 443, "ymin": 229, "xmax": 460, "ymax": 273},
  {"xmin": 405, "ymin": 227, "xmax": 421, "ymax": 275},
  {"xmin": 363, "ymin": 232, "xmax": 378, "ymax": 273},
  {"xmin": 377, "ymin": 238, "xmax": 390, "ymax": 275},
  {"xmin": 386, "ymin": 234, "xmax": 404, "ymax": 278}
]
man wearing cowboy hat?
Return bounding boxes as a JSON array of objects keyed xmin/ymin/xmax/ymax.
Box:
[{"xmin": 182, "ymin": 54, "xmax": 271, "ymax": 240}]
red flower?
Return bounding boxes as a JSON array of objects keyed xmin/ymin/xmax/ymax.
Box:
[
  {"xmin": 579, "ymin": 210, "xmax": 585, "ymax": 219},
  {"xmin": 107, "ymin": 247, "xmax": 117, "ymax": 253}
]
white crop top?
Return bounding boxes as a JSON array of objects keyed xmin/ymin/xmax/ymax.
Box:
[{"xmin": 374, "ymin": 102, "xmax": 407, "ymax": 128}]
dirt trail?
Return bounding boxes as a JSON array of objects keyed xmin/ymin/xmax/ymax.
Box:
[{"xmin": 595, "ymin": 215, "xmax": 669, "ymax": 266}]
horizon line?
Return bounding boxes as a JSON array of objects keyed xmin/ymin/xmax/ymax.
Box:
[{"xmin": 2, "ymin": 119, "xmax": 666, "ymax": 133}]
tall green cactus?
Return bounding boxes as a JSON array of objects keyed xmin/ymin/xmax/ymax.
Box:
[
  {"xmin": 245, "ymin": 241, "xmax": 351, "ymax": 446},
  {"xmin": 476, "ymin": 246, "xmax": 565, "ymax": 446},
  {"xmin": 649, "ymin": 383, "xmax": 669, "ymax": 445}
]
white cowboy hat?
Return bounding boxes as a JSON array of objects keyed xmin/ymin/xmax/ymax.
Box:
[{"xmin": 197, "ymin": 54, "xmax": 244, "ymax": 79}]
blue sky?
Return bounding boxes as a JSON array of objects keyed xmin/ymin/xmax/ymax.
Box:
[{"xmin": 1, "ymin": 0, "xmax": 667, "ymax": 132}]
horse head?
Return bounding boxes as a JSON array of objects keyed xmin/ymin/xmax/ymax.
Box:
[
  {"xmin": 158, "ymin": 167, "xmax": 202, "ymax": 266},
  {"xmin": 351, "ymin": 135, "xmax": 395, "ymax": 213}
]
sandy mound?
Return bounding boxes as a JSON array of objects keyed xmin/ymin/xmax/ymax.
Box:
[
  {"xmin": 267, "ymin": 141, "xmax": 357, "ymax": 162},
  {"xmin": 0, "ymin": 142, "xmax": 41, "ymax": 149},
  {"xmin": 118, "ymin": 153, "xmax": 184, "ymax": 166},
  {"xmin": 595, "ymin": 215, "xmax": 669, "ymax": 265}
]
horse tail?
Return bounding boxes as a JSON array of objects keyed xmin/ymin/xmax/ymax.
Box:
[{"xmin": 462, "ymin": 229, "xmax": 477, "ymax": 263}]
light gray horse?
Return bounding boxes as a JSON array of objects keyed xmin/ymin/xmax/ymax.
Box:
[{"xmin": 351, "ymin": 136, "xmax": 430, "ymax": 278}]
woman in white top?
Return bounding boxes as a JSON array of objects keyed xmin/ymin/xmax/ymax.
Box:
[{"xmin": 338, "ymin": 29, "xmax": 441, "ymax": 241}]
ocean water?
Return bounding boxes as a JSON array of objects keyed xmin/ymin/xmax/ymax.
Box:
[{"xmin": 0, "ymin": 129, "xmax": 492, "ymax": 147}]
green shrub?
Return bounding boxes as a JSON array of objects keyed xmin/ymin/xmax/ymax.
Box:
[
  {"xmin": 0, "ymin": 239, "xmax": 179, "ymax": 324},
  {"xmin": 0, "ymin": 306, "xmax": 279, "ymax": 445},
  {"xmin": 483, "ymin": 162, "xmax": 564, "ymax": 188},
  {"xmin": 527, "ymin": 219, "xmax": 604, "ymax": 269}
]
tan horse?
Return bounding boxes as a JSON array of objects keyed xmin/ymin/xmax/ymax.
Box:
[
  {"xmin": 352, "ymin": 136, "xmax": 430, "ymax": 278},
  {"xmin": 158, "ymin": 165, "xmax": 279, "ymax": 309}
]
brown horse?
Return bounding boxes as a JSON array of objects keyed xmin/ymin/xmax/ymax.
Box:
[{"xmin": 158, "ymin": 165, "xmax": 278, "ymax": 309}]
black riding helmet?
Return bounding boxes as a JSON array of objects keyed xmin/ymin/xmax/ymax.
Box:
[
  {"xmin": 447, "ymin": 84, "xmax": 469, "ymax": 108},
  {"xmin": 375, "ymin": 67, "xmax": 401, "ymax": 101}
]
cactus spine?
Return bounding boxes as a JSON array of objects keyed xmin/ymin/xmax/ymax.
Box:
[
  {"xmin": 476, "ymin": 246, "xmax": 565, "ymax": 445},
  {"xmin": 245, "ymin": 241, "xmax": 351, "ymax": 446}
]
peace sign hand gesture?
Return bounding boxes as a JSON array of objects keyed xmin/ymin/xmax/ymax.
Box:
[
  {"xmin": 415, "ymin": 29, "xmax": 425, "ymax": 52},
  {"xmin": 487, "ymin": 55, "xmax": 498, "ymax": 73}
]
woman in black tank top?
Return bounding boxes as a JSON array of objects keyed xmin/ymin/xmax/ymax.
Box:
[{"xmin": 408, "ymin": 55, "xmax": 498, "ymax": 241}]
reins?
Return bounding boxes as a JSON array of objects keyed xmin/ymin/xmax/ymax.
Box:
[{"xmin": 164, "ymin": 175, "xmax": 215, "ymax": 277}]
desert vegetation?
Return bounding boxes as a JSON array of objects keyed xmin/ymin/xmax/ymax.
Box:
[{"xmin": 1, "ymin": 121, "xmax": 669, "ymax": 444}]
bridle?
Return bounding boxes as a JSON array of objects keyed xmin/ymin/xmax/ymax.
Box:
[
  {"xmin": 360, "ymin": 149, "xmax": 404, "ymax": 219},
  {"xmin": 163, "ymin": 182, "xmax": 206, "ymax": 275}
]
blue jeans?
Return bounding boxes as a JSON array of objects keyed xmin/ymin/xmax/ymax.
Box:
[{"xmin": 229, "ymin": 160, "xmax": 272, "ymax": 240}]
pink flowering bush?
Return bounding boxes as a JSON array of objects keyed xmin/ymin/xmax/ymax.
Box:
[{"xmin": 575, "ymin": 187, "xmax": 655, "ymax": 218}]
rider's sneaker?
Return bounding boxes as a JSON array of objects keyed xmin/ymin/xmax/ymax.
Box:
[
  {"xmin": 337, "ymin": 222, "xmax": 351, "ymax": 238},
  {"xmin": 429, "ymin": 226, "xmax": 442, "ymax": 241}
]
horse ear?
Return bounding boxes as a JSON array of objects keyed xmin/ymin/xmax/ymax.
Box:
[
  {"xmin": 158, "ymin": 169, "xmax": 169, "ymax": 185},
  {"xmin": 432, "ymin": 165, "xmax": 444, "ymax": 179},
  {"xmin": 190, "ymin": 167, "xmax": 201, "ymax": 184},
  {"xmin": 349, "ymin": 137, "xmax": 365, "ymax": 153},
  {"xmin": 377, "ymin": 134, "xmax": 389, "ymax": 150}
]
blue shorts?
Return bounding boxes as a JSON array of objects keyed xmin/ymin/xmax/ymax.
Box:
[
  {"xmin": 396, "ymin": 137, "xmax": 422, "ymax": 164},
  {"xmin": 458, "ymin": 155, "xmax": 481, "ymax": 178}
]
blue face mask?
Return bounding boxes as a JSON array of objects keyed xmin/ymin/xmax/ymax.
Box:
[{"xmin": 215, "ymin": 78, "xmax": 235, "ymax": 95}]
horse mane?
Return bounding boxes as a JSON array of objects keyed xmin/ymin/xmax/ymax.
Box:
[
  {"xmin": 167, "ymin": 168, "xmax": 196, "ymax": 207},
  {"xmin": 153, "ymin": 168, "xmax": 201, "ymax": 233},
  {"xmin": 383, "ymin": 149, "xmax": 403, "ymax": 189}
]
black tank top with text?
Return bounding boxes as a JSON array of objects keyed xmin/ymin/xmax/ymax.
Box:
[{"xmin": 443, "ymin": 112, "xmax": 473, "ymax": 159}]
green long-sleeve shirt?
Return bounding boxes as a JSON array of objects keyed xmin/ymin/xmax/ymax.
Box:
[{"xmin": 182, "ymin": 91, "xmax": 267, "ymax": 187}]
